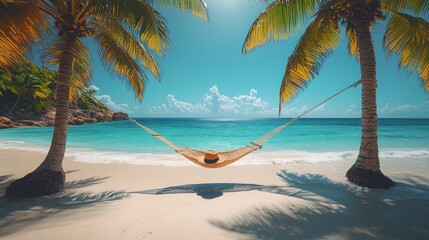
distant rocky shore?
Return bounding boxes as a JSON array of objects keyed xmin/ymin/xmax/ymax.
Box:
[
  {"xmin": 0, "ymin": 108, "xmax": 128, "ymax": 129},
  {"xmin": 0, "ymin": 59, "xmax": 130, "ymax": 129}
]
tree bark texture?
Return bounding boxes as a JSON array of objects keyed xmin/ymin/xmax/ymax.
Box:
[
  {"xmin": 354, "ymin": 19, "xmax": 379, "ymax": 171},
  {"xmin": 346, "ymin": 19, "xmax": 394, "ymax": 188},
  {"xmin": 37, "ymin": 34, "xmax": 77, "ymax": 171},
  {"xmin": 6, "ymin": 34, "xmax": 77, "ymax": 197}
]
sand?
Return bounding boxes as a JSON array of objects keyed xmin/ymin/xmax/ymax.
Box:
[{"xmin": 1, "ymin": 149, "xmax": 428, "ymax": 240}]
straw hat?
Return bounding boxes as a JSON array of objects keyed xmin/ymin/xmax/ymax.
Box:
[{"xmin": 204, "ymin": 150, "xmax": 219, "ymax": 164}]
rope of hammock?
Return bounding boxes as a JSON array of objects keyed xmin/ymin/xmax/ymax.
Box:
[
  {"xmin": 129, "ymin": 119, "xmax": 181, "ymax": 151},
  {"xmin": 129, "ymin": 80, "xmax": 362, "ymax": 168},
  {"xmin": 252, "ymin": 79, "xmax": 362, "ymax": 147}
]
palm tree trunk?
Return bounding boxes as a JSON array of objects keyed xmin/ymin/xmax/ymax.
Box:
[
  {"xmin": 6, "ymin": 34, "xmax": 77, "ymax": 198},
  {"xmin": 346, "ymin": 19, "xmax": 394, "ymax": 188},
  {"xmin": 37, "ymin": 35, "xmax": 76, "ymax": 171},
  {"xmin": 7, "ymin": 94, "xmax": 22, "ymax": 117}
]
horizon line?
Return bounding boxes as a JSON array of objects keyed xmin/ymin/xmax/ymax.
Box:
[{"xmin": 128, "ymin": 116, "xmax": 429, "ymax": 119}]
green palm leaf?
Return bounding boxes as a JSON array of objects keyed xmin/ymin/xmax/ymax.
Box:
[
  {"xmin": 96, "ymin": 18, "xmax": 160, "ymax": 80},
  {"xmin": 150, "ymin": 0, "xmax": 209, "ymax": 21},
  {"xmin": 383, "ymin": 11, "xmax": 429, "ymax": 91},
  {"xmin": 346, "ymin": 23, "xmax": 359, "ymax": 61},
  {"xmin": 92, "ymin": 0, "xmax": 170, "ymax": 55},
  {"xmin": 0, "ymin": 0, "xmax": 47, "ymax": 70},
  {"xmin": 0, "ymin": 81, "xmax": 4, "ymax": 96},
  {"xmin": 94, "ymin": 28, "xmax": 146, "ymax": 101},
  {"xmin": 31, "ymin": 76, "xmax": 51, "ymax": 100},
  {"xmin": 382, "ymin": 0, "xmax": 429, "ymax": 15},
  {"xmin": 279, "ymin": 15, "xmax": 340, "ymax": 112},
  {"xmin": 242, "ymin": 0, "xmax": 322, "ymax": 53},
  {"xmin": 0, "ymin": 70, "xmax": 8, "ymax": 96},
  {"xmin": 41, "ymin": 38, "xmax": 93, "ymax": 101}
]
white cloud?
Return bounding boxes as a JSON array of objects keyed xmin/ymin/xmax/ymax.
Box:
[
  {"xmin": 379, "ymin": 101, "xmax": 429, "ymax": 116},
  {"xmin": 96, "ymin": 94, "xmax": 129, "ymax": 112},
  {"xmin": 203, "ymin": 86, "xmax": 239, "ymax": 113},
  {"xmin": 150, "ymin": 86, "xmax": 275, "ymax": 116},
  {"xmin": 90, "ymin": 85, "xmax": 100, "ymax": 93},
  {"xmin": 232, "ymin": 88, "xmax": 271, "ymax": 114},
  {"xmin": 166, "ymin": 94, "xmax": 209, "ymax": 113},
  {"xmin": 281, "ymin": 103, "xmax": 326, "ymax": 116},
  {"xmin": 345, "ymin": 101, "xmax": 429, "ymax": 117},
  {"xmin": 149, "ymin": 86, "xmax": 329, "ymax": 117},
  {"xmin": 281, "ymin": 106, "xmax": 308, "ymax": 115},
  {"xmin": 91, "ymin": 85, "xmax": 130, "ymax": 113},
  {"xmin": 345, "ymin": 104, "xmax": 359, "ymax": 115}
]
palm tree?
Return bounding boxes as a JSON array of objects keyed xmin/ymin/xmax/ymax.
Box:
[
  {"xmin": 243, "ymin": 0, "xmax": 428, "ymax": 188},
  {"xmin": 0, "ymin": 70, "xmax": 8, "ymax": 96},
  {"xmin": 1, "ymin": 60, "xmax": 57, "ymax": 113},
  {"xmin": 6, "ymin": 62, "xmax": 52, "ymax": 116},
  {"xmin": 1, "ymin": 0, "xmax": 208, "ymax": 197}
]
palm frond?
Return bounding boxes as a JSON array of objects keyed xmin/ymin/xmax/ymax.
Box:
[
  {"xmin": 30, "ymin": 76, "xmax": 51, "ymax": 100},
  {"xmin": 95, "ymin": 18, "xmax": 160, "ymax": 80},
  {"xmin": 279, "ymin": 15, "xmax": 341, "ymax": 112},
  {"xmin": 0, "ymin": 70, "xmax": 8, "ymax": 96},
  {"xmin": 242, "ymin": 0, "xmax": 322, "ymax": 53},
  {"xmin": 0, "ymin": 0, "xmax": 47, "ymax": 70},
  {"xmin": 382, "ymin": 0, "xmax": 429, "ymax": 15},
  {"xmin": 41, "ymin": 37, "xmax": 93, "ymax": 101},
  {"xmin": 346, "ymin": 23, "xmax": 359, "ymax": 61},
  {"xmin": 149, "ymin": 0, "xmax": 209, "ymax": 21},
  {"xmin": 92, "ymin": 0, "xmax": 169, "ymax": 55},
  {"xmin": 94, "ymin": 28, "xmax": 146, "ymax": 101},
  {"xmin": 0, "ymin": 81, "xmax": 4, "ymax": 96},
  {"xmin": 383, "ymin": 11, "xmax": 429, "ymax": 91}
]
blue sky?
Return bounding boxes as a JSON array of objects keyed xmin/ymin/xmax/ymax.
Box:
[{"xmin": 86, "ymin": 0, "xmax": 428, "ymax": 118}]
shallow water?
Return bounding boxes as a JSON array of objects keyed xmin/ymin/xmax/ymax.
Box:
[{"xmin": 1, "ymin": 118, "xmax": 428, "ymax": 166}]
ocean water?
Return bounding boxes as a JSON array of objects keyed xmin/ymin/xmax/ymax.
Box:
[{"xmin": 1, "ymin": 118, "xmax": 428, "ymax": 166}]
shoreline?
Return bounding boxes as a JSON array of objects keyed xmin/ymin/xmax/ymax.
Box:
[
  {"xmin": 1, "ymin": 140, "xmax": 429, "ymax": 167},
  {"xmin": 1, "ymin": 148, "xmax": 429, "ymax": 239}
]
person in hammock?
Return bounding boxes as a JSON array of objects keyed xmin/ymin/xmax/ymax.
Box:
[{"xmin": 204, "ymin": 150, "xmax": 219, "ymax": 164}]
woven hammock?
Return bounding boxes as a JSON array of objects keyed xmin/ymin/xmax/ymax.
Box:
[{"xmin": 130, "ymin": 80, "xmax": 362, "ymax": 168}]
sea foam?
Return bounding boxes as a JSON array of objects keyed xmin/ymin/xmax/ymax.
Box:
[{"xmin": 1, "ymin": 140, "xmax": 428, "ymax": 167}]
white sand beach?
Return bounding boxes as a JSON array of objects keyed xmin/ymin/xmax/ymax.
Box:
[{"xmin": 1, "ymin": 149, "xmax": 429, "ymax": 240}]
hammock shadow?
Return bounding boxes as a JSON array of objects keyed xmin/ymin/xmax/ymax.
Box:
[
  {"xmin": 132, "ymin": 183, "xmax": 303, "ymax": 200},
  {"xmin": 210, "ymin": 171, "xmax": 429, "ymax": 240},
  {"xmin": 0, "ymin": 175, "xmax": 127, "ymax": 238},
  {"xmin": 0, "ymin": 175, "xmax": 13, "ymax": 194}
]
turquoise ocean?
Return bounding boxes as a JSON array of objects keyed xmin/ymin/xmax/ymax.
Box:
[{"xmin": 1, "ymin": 118, "xmax": 428, "ymax": 166}]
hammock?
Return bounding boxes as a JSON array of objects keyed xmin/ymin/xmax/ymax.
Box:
[{"xmin": 130, "ymin": 80, "xmax": 362, "ymax": 168}]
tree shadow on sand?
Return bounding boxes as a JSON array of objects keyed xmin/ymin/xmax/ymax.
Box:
[
  {"xmin": 0, "ymin": 174, "xmax": 127, "ymax": 238},
  {"xmin": 211, "ymin": 170, "xmax": 429, "ymax": 240},
  {"xmin": 132, "ymin": 183, "xmax": 305, "ymax": 200}
]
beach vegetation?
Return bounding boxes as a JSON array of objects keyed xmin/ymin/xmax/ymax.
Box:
[
  {"xmin": 0, "ymin": 59, "xmax": 110, "ymax": 117},
  {"xmin": 243, "ymin": 0, "xmax": 429, "ymax": 188},
  {"xmin": 1, "ymin": 0, "xmax": 208, "ymax": 198},
  {"xmin": 0, "ymin": 70, "xmax": 9, "ymax": 97},
  {"xmin": 1, "ymin": 60, "xmax": 55, "ymax": 115}
]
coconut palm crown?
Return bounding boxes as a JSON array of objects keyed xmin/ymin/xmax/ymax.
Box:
[
  {"xmin": 1, "ymin": 0, "xmax": 208, "ymax": 197},
  {"xmin": 243, "ymin": 0, "xmax": 429, "ymax": 188}
]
